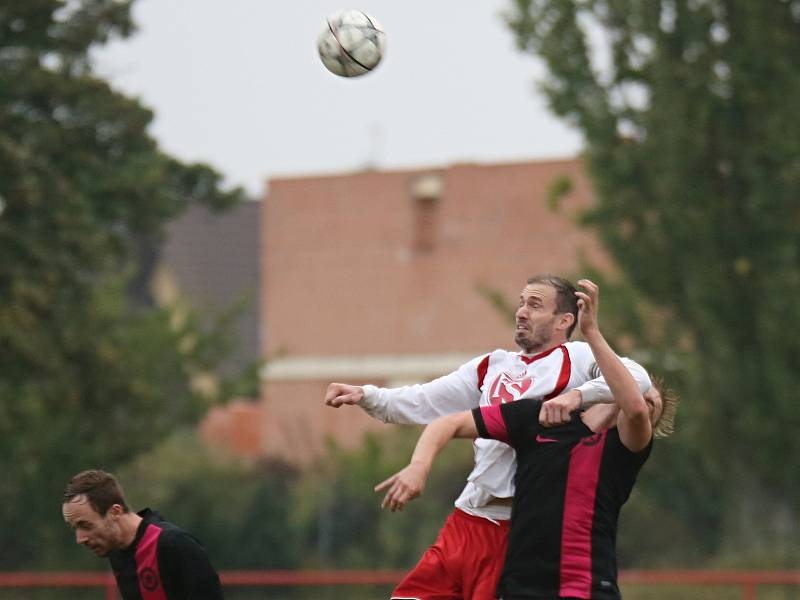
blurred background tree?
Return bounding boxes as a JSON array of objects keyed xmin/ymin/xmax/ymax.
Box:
[
  {"xmin": 289, "ymin": 429, "xmax": 473, "ymax": 571},
  {"xmin": 0, "ymin": 0, "xmax": 247, "ymax": 568},
  {"xmin": 505, "ymin": 0, "xmax": 800, "ymax": 565},
  {"xmin": 118, "ymin": 430, "xmax": 300, "ymax": 571}
]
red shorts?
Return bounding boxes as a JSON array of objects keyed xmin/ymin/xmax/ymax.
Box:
[{"xmin": 391, "ymin": 508, "xmax": 510, "ymax": 600}]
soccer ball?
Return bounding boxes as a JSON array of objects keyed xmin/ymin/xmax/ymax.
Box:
[{"xmin": 317, "ymin": 10, "xmax": 385, "ymax": 77}]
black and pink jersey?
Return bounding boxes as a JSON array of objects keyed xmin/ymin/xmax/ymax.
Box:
[
  {"xmin": 473, "ymin": 400, "xmax": 652, "ymax": 600},
  {"xmin": 108, "ymin": 509, "xmax": 223, "ymax": 600}
]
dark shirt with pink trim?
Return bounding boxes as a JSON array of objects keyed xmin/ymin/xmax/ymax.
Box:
[
  {"xmin": 473, "ymin": 400, "xmax": 652, "ymax": 600},
  {"xmin": 108, "ymin": 509, "xmax": 223, "ymax": 600}
]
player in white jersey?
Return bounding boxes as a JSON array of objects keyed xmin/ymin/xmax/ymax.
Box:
[{"xmin": 324, "ymin": 274, "xmax": 651, "ymax": 600}]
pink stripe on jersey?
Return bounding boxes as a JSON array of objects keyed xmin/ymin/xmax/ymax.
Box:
[
  {"xmin": 559, "ymin": 431, "xmax": 607, "ymax": 599},
  {"xmin": 479, "ymin": 405, "xmax": 510, "ymax": 444},
  {"xmin": 477, "ymin": 355, "xmax": 491, "ymax": 392},
  {"xmin": 543, "ymin": 346, "xmax": 572, "ymax": 400},
  {"xmin": 135, "ymin": 524, "xmax": 168, "ymax": 600}
]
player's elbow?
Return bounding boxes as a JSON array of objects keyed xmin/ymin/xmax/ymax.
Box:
[
  {"xmin": 619, "ymin": 408, "xmax": 653, "ymax": 452},
  {"xmin": 625, "ymin": 402, "xmax": 651, "ymax": 427}
]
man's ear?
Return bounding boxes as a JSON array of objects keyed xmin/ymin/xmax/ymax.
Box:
[
  {"xmin": 108, "ymin": 504, "xmax": 125, "ymax": 519},
  {"xmin": 557, "ymin": 312, "xmax": 575, "ymax": 332}
]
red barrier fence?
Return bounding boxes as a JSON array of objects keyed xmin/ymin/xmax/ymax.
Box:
[{"xmin": 0, "ymin": 569, "xmax": 798, "ymax": 599}]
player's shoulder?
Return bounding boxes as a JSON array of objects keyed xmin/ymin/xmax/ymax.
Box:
[
  {"xmin": 564, "ymin": 340, "xmax": 594, "ymax": 359},
  {"xmin": 502, "ymin": 395, "xmax": 544, "ymax": 418},
  {"xmin": 564, "ymin": 340, "xmax": 590, "ymax": 351},
  {"xmin": 467, "ymin": 348, "xmax": 517, "ymax": 368},
  {"xmin": 156, "ymin": 522, "xmax": 202, "ymax": 550},
  {"xmin": 487, "ymin": 348, "xmax": 516, "ymax": 359}
]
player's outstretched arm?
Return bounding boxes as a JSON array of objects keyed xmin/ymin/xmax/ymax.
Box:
[
  {"xmin": 323, "ymin": 354, "xmax": 487, "ymax": 425},
  {"xmin": 374, "ymin": 411, "xmax": 477, "ymax": 512},
  {"xmin": 324, "ymin": 382, "xmax": 365, "ymax": 407},
  {"xmin": 576, "ymin": 279, "xmax": 651, "ymax": 451}
]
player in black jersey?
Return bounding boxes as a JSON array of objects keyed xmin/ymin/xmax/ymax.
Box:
[
  {"xmin": 62, "ymin": 469, "xmax": 224, "ymax": 600},
  {"xmin": 376, "ymin": 279, "xmax": 678, "ymax": 600}
]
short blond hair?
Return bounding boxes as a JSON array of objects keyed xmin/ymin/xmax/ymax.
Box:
[{"xmin": 651, "ymin": 377, "xmax": 679, "ymax": 439}]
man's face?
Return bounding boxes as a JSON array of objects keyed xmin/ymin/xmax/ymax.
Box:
[
  {"xmin": 514, "ymin": 283, "xmax": 567, "ymax": 353},
  {"xmin": 62, "ymin": 496, "xmax": 124, "ymax": 557}
]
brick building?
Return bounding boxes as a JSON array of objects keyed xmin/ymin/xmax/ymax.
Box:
[{"xmin": 258, "ymin": 158, "xmax": 610, "ymax": 464}]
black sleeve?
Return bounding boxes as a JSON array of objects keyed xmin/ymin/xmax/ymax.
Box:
[
  {"xmin": 158, "ymin": 530, "xmax": 224, "ymax": 599},
  {"xmin": 471, "ymin": 399, "xmax": 544, "ymax": 449},
  {"xmin": 471, "ymin": 406, "xmax": 491, "ymax": 438},
  {"xmin": 608, "ymin": 427, "xmax": 654, "ymax": 462}
]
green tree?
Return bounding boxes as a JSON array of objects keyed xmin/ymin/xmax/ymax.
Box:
[
  {"xmin": 119, "ymin": 430, "xmax": 300, "ymax": 570},
  {"xmin": 505, "ymin": 0, "xmax": 800, "ymax": 563},
  {"xmin": 291, "ymin": 428, "xmax": 473, "ymax": 570},
  {"xmin": 0, "ymin": 0, "xmax": 245, "ymax": 567}
]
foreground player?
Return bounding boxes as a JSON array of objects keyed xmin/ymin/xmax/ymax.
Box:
[
  {"xmin": 325, "ymin": 274, "xmax": 651, "ymax": 599},
  {"xmin": 378, "ymin": 280, "xmax": 678, "ymax": 599},
  {"xmin": 62, "ymin": 469, "xmax": 224, "ymax": 600}
]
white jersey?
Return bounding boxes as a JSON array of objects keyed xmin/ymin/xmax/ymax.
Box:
[{"xmin": 360, "ymin": 341, "xmax": 651, "ymax": 520}]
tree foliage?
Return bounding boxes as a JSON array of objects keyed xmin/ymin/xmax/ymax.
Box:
[
  {"xmin": 118, "ymin": 430, "xmax": 300, "ymax": 571},
  {"xmin": 290, "ymin": 429, "xmax": 473, "ymax": 570},
  {"xmin": 0, "ymin": 0, "xmax": 245, "ymax": 567},
  {"xmin": 505, "ymin": 0, "xmax": 800, "ymax": 562}
]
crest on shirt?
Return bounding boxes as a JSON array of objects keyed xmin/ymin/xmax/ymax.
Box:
[
  {"xmin": 139, "ymin": 567, "xmax": 160, "ymax": 591},
  {"xmin": 487, "ymin": 372, "xmax": 533, "ymax": 405}
]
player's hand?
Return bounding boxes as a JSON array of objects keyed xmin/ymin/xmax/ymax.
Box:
[
  {"xmin": 374, "ymin": 463, "xmax": 428, "ymax": 512},
  {"xmin": 575, "ymin": 278, "xmax": 600, "ymax": 337},
  {"xmin": 540, "ymin": 389, "xmax": 582, "ymax": 426},
  {"xmin": 324, "ymin": 383, "xmax": 365, "ymax": 407}
]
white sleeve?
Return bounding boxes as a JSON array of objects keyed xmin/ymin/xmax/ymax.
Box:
[
  {"xmin": 358, "ymin": 354, "xmax": 488, "ymax": 425},
  {"xmin": 576, "ymin": 356, "xmax": 651, "ymax": 408}
]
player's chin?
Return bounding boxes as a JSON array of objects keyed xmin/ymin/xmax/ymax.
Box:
[{"xmin": 89, "ymin": 545, "xmax": 109, "ymax": 557}]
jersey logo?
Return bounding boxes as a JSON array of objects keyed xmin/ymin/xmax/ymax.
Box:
[
  {"xmin": 487, "ymin": 372, "xmax": 533, "ymax": 405},
  {"xmin": 139, "ymin": 567, "xmax": 160, "ymax": 591},
  {"xmin": 535, "ymin": 434, "xmax": 558, "ymax": 443}
]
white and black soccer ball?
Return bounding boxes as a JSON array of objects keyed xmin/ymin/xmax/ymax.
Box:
[{"xmin": 317, "ymin": 9, "xmax": 385, "ymax": 78}]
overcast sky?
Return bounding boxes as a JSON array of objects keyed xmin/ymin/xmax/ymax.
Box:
[{"xmin": 93, "ymin": 0, "xmax": 583, "ymax": 197}]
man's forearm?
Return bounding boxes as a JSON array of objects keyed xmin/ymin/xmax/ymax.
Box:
[
  {"xmin": 583, "ymin": 330, "xmax": 647, "ymax": 417},
  {"xmin": 360, "ymin": 372, "xmax": 481, "ymax": 425},
  {"xmin": 407, "ymin": 413, "xmax": 464, "ymax": 473}
]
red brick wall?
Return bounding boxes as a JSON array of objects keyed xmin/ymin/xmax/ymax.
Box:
[{"xmin": 261, "ymin": 158, "xmax": 608, "ymax": 359}]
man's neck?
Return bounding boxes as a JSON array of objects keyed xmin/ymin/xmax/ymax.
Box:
[
  {"xmin": 119, "ymin": 512, "xmax": 143, "ymax": 550},
  {"xmin": 521, "ymin": 338, "xmax": 567, "ymax": 356}
]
